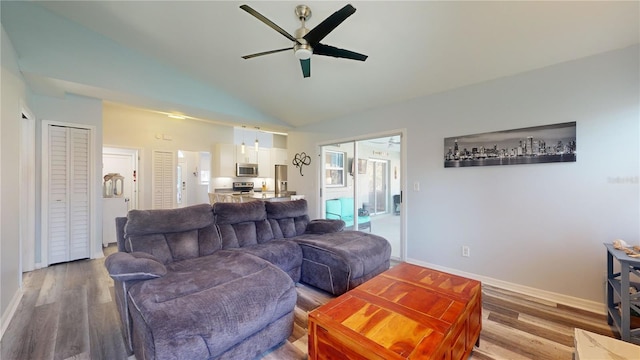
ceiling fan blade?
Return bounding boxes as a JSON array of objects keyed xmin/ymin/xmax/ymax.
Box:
[
  {"xmin": 242, "ymin": 47, "xmax": 292, "ymax": 59},
  {"xmin": 314, "ymin": 43, "xmax": 368, "ymax": 61},
  {"xmin": 240, "ymin": 5, "xmax": 299, "ymax": 44},
  {"xmin": 300, "ymin": 58, "xmax": 311, "ymax": 78},
  {"xmin": 304, "ymin": 4, "xmax": 356, "ymax": 45}
]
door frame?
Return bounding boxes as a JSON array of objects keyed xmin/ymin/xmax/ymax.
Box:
[
  {"xmin": 20, "ymin": 104, "xmax": 36, "ymax": 272},
  {"xmin": 318, "ymin": 128, "xmax": 407, "ymax": 261},
  {"xmin": 41, "ymin": 121, "xmax": 97, "ymax": 267}
]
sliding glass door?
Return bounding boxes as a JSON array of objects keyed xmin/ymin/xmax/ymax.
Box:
[{"xmin": 320, "ymin": 133, "xmax": 403, "ymax": 259}]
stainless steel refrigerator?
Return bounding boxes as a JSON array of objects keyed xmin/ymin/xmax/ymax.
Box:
[{"xmin": 274, "ymin": 165, "xmax": 287, "ymax": 195}]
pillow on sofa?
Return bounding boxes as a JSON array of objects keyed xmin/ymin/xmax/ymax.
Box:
[
  {"xmin": 306, "ymin": 219, "xmax": 345, "ymax": 234},
  {"xmin": 105, "ymin": 252, "xmax": 167, "ymax": 281}
]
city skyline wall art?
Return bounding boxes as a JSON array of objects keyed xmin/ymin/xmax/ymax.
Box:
[{"xmin": 444, "ymin": 121, "xmax": 576, "ymax": 168}]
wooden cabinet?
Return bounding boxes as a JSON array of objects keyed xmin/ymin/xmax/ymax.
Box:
[
  {"xmin": 605, "ymin": 243, "xmax": 640, "ymax": 345},
  {"xmin": 212, "ymin": 143, "xmax": 236, "ymax": 177},
  {"xmin": 308, "ymin": 263, "xmax": 481, "ymax": 360}
]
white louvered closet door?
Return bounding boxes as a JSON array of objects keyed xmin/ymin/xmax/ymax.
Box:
[
  {"xmin": 48, "ymin": 125, "xmax": 90, "ymax": 264},
  {"xmin": 152, "ymin": 150, "xmax": 175, "ymax": 209}
]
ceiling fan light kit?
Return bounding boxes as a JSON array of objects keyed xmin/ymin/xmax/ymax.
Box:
[{"xmin": 240, "ymin": 3, "xmax": 368, "ymax": 78}]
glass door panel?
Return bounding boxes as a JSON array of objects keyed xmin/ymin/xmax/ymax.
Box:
[{"xmin": 321, "ymin": 134, "xmax": 402, "ymax": 260}]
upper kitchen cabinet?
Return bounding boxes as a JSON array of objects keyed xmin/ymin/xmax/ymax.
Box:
[
  {"xmin": 269, "ymin": 148, "xmax": 288, "ymax": 178},
  {"xmin": 212, "ymin": 143, "xmax": 236, "ymax": 177},
  {"xmin": 271, "ymin": 148, "xmax": 288, "ymax": 166},
  {"xmin": 213, "ymin": 144, "xmax": 282, "ymax": 178},
  {"xmin": 236, "ymin": 146, "xmax": 270, "ymax": 176}
]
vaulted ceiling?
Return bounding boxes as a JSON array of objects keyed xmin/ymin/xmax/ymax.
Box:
[{"xmin": 3, "ymin": 1, "xmax": 638, "ymax": 132}]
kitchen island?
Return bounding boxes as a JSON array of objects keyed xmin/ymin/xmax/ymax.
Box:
[{"xmin": 213, "ymin": 182, "xmax": 300, "ymax": 203}]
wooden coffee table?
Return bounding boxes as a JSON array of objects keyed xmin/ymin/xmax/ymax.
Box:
[{"xmin": 308, "ymin": 262, "xmax": 482, "ymax": 360}]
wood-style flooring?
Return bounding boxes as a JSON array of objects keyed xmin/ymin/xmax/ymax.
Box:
[{"xmin": 1, "ymin": 245, "xmax": 617, "ymax": 360}]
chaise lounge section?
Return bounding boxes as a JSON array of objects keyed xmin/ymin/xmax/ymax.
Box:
[
  {"xmin": 107, "ymin": 204, "xmax": 297, "ymax": 360},
  {"xmin": 106, "ymin": 200, "xmax": 391, "ymax": 359}
]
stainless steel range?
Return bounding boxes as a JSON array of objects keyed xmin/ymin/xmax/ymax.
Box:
[{"xmin": 232, "ymin": 181, "xmax": 254, "ymax": 194}]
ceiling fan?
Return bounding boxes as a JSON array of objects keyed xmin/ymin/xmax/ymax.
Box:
[
  {"xmin": 240, "ymin": 3, "xmax": 368, "ymax": 78},
  {"xmin": 370, "ymin": 137, "xmax": 401, "ymax": 148}
]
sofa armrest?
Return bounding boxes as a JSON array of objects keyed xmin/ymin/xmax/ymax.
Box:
[
  {"xmin": 105, "ymin": 252, "xmax": 167, "ymax": 282},
  {"xmin": 306, "ymin": 219, "xmax": 345, "ymax": 234}
]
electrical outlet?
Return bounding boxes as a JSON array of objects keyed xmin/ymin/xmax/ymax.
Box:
[{"xmin": 462, "ymin": 246, "xmax": 470, "ymax": 257}]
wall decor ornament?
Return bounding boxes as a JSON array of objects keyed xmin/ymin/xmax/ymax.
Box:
[
  {"xmin": 292, "ymin": 152, "xmax": 311, "ymax": 176},
  {"xmin": 444, "ymin": 121, "xmax": 576, "ymax": 168}
]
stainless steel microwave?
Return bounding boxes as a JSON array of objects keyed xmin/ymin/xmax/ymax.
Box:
[{"xmin": 236, "ymin": 163, "xmax": 258, "ymax": 177}]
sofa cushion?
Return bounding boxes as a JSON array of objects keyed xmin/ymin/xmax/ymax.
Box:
[
  {"xmin": 293, "ymin": 230, "xmax": 391, "ymax": 294},
  {"xmin": 105, "ymin": 252, "xmax": 166, "ymax": 281},
  {"xmin": 235, "ymin": 240, "xmax": 303, "ymax": 282},
  {"xmin": 306, "ymin": 219, "xmax": 345, "ymax": 234},
  {"xmin": 214, "ymin": 200, "xmax": 266, "ymax": 224},
  {"xmin": 265, "ymin": 199, "xmax": 308, "ymax": 219},
  {"xmin": 266, "ymin": 199, "xmax": 310, "ymax": 238},
  {"xmin": 127, "ymin": 250, "xmax": 296, "ymax": 359},
  {"xmin": 123, "ymin": 204, "xmax": 220, "ymax": 264},
  {"xmin": 125, "ymin": 203, "xmax": 214, "ymax": 236},
  {"xmin": 214, "ymin": 200, "xmax": 279, "ymax": 248}
]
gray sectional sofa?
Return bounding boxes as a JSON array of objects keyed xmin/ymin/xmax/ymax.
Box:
[{"xmin": 105, "ymin": 199, "xmax": 391, "ymax": 360}]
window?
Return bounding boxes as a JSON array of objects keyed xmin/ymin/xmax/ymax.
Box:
[{"xmin": 325, "ymin": 150, "xmax": 345, "ymax": 187}]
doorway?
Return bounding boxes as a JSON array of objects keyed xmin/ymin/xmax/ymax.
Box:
[
  {"xmin": 103, "ymin": 147, "xmax": 138, "ymax": 210},
  {"xmin": 102, "ymin": 147, "xmax": 138, "ymax": 246},
  {"xmin": 320, "ymin": 132, "xmax": 404, "ymax": 260}
]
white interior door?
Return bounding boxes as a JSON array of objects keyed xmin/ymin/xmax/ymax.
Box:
[
  {"xmin": 102, "ymin": 147, "xmax": 138, "ymax": 210},
  {"xmin": 152, "ymin": 150, "xmax": 175, "ymax": 209},
  {"xmin": 47, "ymin": 125, "xmax": 90, "ymax": 264}
]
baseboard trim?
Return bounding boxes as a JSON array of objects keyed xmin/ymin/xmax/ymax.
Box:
[
  {"xmin": 406, "ymin": 258, "xmax": 607, "ymax": 315},
  {"xmin": 0, "ymin": 288, "xmax": 23, "ymax": 340}
]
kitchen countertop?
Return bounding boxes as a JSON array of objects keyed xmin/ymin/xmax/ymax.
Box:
[{"xmin": 213, "ymin": 190, "xmax": 297, "ymax": 202}]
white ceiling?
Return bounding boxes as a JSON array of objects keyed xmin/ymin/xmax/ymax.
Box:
[{"xmin": 21, "ymin": 1, "xmax": 640, "ymax": 128}]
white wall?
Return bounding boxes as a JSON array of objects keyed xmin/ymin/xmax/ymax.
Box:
[
  {"xmin": 289, "ymin": 46, "xmax": 640, "ymax": 307},
  {"xmin": 30, "ymin": 94, "xmax": 103, "ymax": 263},
  {"xmin": 1, "ymin": 25, "xmax": 27, "ymax": 335},
  {"xmin": 103, "ymin": 103, "xmax": 234, "ymax": 209}
]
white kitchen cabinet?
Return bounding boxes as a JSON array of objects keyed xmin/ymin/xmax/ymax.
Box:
[
  {"xmin": 213, "ymin": 143, "xmax": 236, "ymax": 177},
  {"xmin": 257, "ymin": 148, "xmax": 270, "ymax": 178},
  {"xmin": 236, "ymin": 146, "xmax": 257, "ymax": 164},
  {"xmin": 269, "ymin": 148, "xmax": 288, "ymax": 178},
  {"xmin": 236, "ymin": 146, "xmax": 270, "ymax": 177},
  {"xmin": 271, "ymin": 148, "xmax": 288, "ymax": 165}
]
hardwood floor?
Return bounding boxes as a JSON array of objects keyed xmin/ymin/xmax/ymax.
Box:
[{"xmin": 1, "ymin": 246, "xmax": 617, "ymax": 360}]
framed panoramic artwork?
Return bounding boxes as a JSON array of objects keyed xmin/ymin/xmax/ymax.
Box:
[{"xmin": 444, "ymin": 121, "xmax": 576, "ymax": 168}]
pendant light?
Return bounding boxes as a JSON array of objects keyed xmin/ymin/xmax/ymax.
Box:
[
  {"xmin": 254, "ymin": 127, "xmax": 260, "ymax": 151},
  {"xmin": 241, "ymin": 126, "xmax": 246, "ymax": 154}
]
